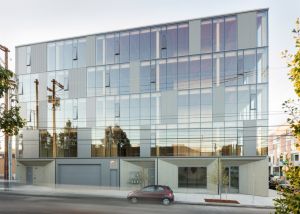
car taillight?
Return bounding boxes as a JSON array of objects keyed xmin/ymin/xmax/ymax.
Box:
[{"xmin": 168, "ymin": 192, "xmax": 172, "ymax": 197}]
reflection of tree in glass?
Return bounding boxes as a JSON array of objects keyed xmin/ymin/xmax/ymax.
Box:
[
  {"xmin": 39, "ymin": 129, "xmax": 52, "ymax": 157},
  {"xmin": 104, "ymin": 125, "xmax": 130, "ymax": 157},
  {"xmin": 57, "ymin": 120, "xmax": 77, "ymax": 157}
]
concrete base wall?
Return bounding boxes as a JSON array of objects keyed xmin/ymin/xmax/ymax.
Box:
[
  {"xmin": 16, "ymin": 162, "xmax": 26, "ymax": 183},
  {"xmin": 207, "ymin": 159, "xmax": 219, "ymax": 194},
  {"xmin": 157, "ymin": 159, "xmax": 178, "ymax": 190},
  {"xmin": 16, "ymin": 160, "xmax": 55, "ymax": 186},
  {"xmin": 239, "ymin": 158, "xmax": 268, "ymax": 196}
]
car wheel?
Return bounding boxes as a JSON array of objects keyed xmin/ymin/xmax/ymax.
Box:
[
  {"xmin": 162, "ymin": 198, "xmax": 170, "ymax": 205},
  {"xmin": 131, "ymin": 197, "xmax": 138, "ymax": 204}
]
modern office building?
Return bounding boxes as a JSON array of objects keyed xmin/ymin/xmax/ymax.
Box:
[{"xmin": 15, "ymin": 9, "xmax": 269, "ymax": 196}]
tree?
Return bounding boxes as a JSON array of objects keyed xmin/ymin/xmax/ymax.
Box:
[
  {"xmin": 0, "ymin": 66, "xmax": 26, "ymax": 135},
  {"xmin": 274, "ymin": 18, "xmax": 300, "ymax": 214}
]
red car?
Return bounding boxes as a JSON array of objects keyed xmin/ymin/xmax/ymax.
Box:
[{"xmin": 127, "ymin": 185, "xmax": 174, "ymax": 205}]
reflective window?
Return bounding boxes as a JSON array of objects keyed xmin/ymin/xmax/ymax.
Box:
[
  {"xmin": 160, "ymin": 27, "xmax": 167, "ymax": 58},
  {"xmin": 243, "ymin": 50, "xmax": 256, "ymax": 84},
  {"xmin": 140, "ymin": 94, "xmax": 150, "ymax": 125},
  {"xmin": 120, "ymin": 96, "xmax": 130, "ymax": 126},
  {"xmin": 257, "ymin": 84, "xmax": 267, "ymax": 120},
  {"xmin": 120, "ymin": 63, "xmax": 130, "ymax": 95},
  {"xmin": 72, "ymin": 40, "xmax": 78, "ymax": 68},
  {"xmin": 140, "ymin": 61, "xmax": 151, "ymax": 93},
  {"xmin": 55, "ymin": 70, "xmax": 68, "ymax": 99},
  {"xmin": 250, "ymin": 93, "xmax": 256, "ymax": 110},
  {"xmin": 167, "ymin": 25, "xmax": 177, "ymax": 58},
  {"xmin": 106, "ymin": 34, "xmax": 115, "ymax": 64},
  {"xmin": 106, "ymin": 65, "xmax": 119, "ymax": 95},
  {"xmin": 213, "ymin": 53, "xmax": 225, "ymax": 87},
  {"xmin": 151, "ymin": 28, "xmax": 160, "ymax": 59},
  {"xmin": 151, "ymin": 94, "xmax": 158, "ymax": 124},
  {"xmin": 257, "ymin": 48, "xmax": 268, "ymax": 83},
  {"xmin": 96, "ymin": 36, "xmax": 105, "ymax": 65},
  {"xmin": 189, "ymin": 90, "xmax": 201, "ymax": 124},
  {"xmin": 225, "ymin": 51, "xmax": 237, "ymax": 86},
  {"xmin": 158, "ymin": 60, "xmax": 167, "ymax": 91},
  {"xmin": 213, "ymin": 18, "xmax": 225, "ymax": 52},
  {"xmin": 77, "ymin": 39, "xmax": 86, "ymax": 68},
  {"xmin": 130, "ymin": 31, "xmax": 140, "ymax": 61},
  {"xmin": 201, "ymin": 88, "xmax": 212, "ymax": 123},
  {"xmin": 130, "ymin": 95, "xmax": 140, "ymax": 126},
  {"xmin": 225, "ymin": 86, "xmax": 237, "ymax": 122},
  {"xmin": 167, "ymin": 58, "xmax": 177, "ymax": 90},
  {"xmin": 201, "ymin": 20, "xmax": 212, "ymax": 53},
  {"xmin": 237, "ymin": 51, "xmax": 244, "ymax": 85},
  {"xmin": 150, "ymin": 62, "xmax": 157, "ymax": 92},
  {"xmin": 140, "ymin": 29, "xmax": 150, "ymax": 60},
  {"xmin": 178, "ymin": 23, "xmax": 189, "ymax": 56},
  {"xmin": 96, "ymin": 97, "xmax": 105, "ymax": 127},
  {"xmin": 56, "ymin": 42, "xmax": 64, "ymax": 70},
  {"xmin": 201, "ymin": 54, "xmax": 212, "ymax": 88},
  {"xmin": 178, "ymin": 91, "xmax": 189, "ymax": 124},
  {"xmin": 189, "ymin": 56, "xmax": 200, "ymax": 89},
  {"xmin": 63, "ymin": 40, "xmax": 72, "ymax": 69},
  {"xmin": 224, "ymin": 16, "xmax": 237, "ymax": 50},
  {"xmin": 26, "ymin": 46, "xmax": 31, "ymax": 66},
  {"xmin": 105, "ymin": 97, "xmax": 115, "ymax": 126},
  {"xmin": 178, "ymin": 57, "xmax": 188, "ymax": 90},
  {"xmin": 238, "ymin": 85, "xmax": 250, "ymax": 120},
  {"xmin": 257, "ymin": 11, "xmax": 268, "ymax": 47},
  {"xmin": 120, "ymin": 32, "xmax": 129, "ymax": 63},
  {"xmin": 87, "ymin": 67, "xmax": 95, "ymax": 97},
  {"xmin": 47, "ymin": 43, "xmax": 56, "ymax": 71},
  {"xmin": 95, "ymin": 66, "xmax": 105, "ymax": 96},
  {"xmin": 178, "ymin": 167, "xmax": 207, "ymax": 188},
  {"xmin": 77, "ymin": 98, "xmax": 86, "ymax": 127},
  {"xmin": 96, "ymin": 66, "xmax": 105, "ymax": 96},
  {"xmin": 114, "ymin": 33, "xmax": 120, "ymax": 63}
]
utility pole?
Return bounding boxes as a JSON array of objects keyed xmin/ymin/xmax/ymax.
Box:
[
  {"xmin": 34, "ymin": 79, "xmax": 39, "ymax": 129},
  {"xmin": 0, "ymin": 44, "xmax": 10, "ymax": 181},
  {"xmin": 47, "ymin": 79, "xmax": 63, "ymax": 158}
]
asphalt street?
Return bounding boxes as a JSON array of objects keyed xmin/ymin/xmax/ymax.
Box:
[{"xmin": 0, "ymin": 192, "xmax": 274, "ymax": 214}]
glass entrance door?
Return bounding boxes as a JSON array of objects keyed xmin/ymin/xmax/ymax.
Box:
[{"xmin": 222, "ymin": 166, "xmax": 239, "ymax": 193}]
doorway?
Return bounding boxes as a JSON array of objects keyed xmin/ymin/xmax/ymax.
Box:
[
  {"xmin": 222, "ymin": 166, "xmax": 239, "ymax": 193},
  {"xmin": 26, "ymin": 167, "xmax": 33, "ymax": 185}
]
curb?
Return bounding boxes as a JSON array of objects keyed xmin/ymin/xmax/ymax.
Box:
[
  {"xmin": 0, "ymin": 190, "xmax": 275, "ymax": 210},
  {"xmin": 175, "ymin": 201, "xmax": 274, "ymax": 209}
]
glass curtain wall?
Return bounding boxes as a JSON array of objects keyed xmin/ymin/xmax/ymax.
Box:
[{"xmin": 39, "ymin": 10, "xmax": 269, "ymax": 158}]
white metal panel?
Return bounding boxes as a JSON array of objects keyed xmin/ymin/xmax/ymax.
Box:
[
  {"xmin": 31, "ymin": 43, "xmax": 47, "ymax": 74},
  {"xmin": 16, "ymin": 47, "xmax": 27, "ymax": 75},
  {"xmin": 22, "ymin": 130, "xmax": 39, "ymax": 158},
  {"xmin": 189, "ymin": 20, "xmax": 201, "ymax": 55},
  {"xmin": 130, "ymin": 61, "xmax": 140, "ymax": 94},
  {"xmin": 238, "ymin": 12, "xmax": 257, "ymax": 49},
  {"xmin": 86, "ymin": 35, "xmax": 96, "ymax": 67}
]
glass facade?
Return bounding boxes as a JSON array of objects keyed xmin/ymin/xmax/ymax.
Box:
[{"xmin": 18, "ymin": 10, "xmax": 268, "ymax": 159}]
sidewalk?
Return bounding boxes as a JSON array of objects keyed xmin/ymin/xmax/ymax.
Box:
[{"xmin": 0, "ymin": 184, "xmax": 276, "ymax": 209}]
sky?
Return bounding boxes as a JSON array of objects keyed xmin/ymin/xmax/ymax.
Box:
[{"xmin": 0, "ymin": 0, "xmax": 300, "ymax": 132}]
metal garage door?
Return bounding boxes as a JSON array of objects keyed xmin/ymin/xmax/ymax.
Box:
[{"xmin": 58, "ymin": 164, "xmax": 101, "ymax": 186}]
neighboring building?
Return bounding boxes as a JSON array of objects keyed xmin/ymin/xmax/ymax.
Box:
[
  {"xmin": 0, "ymin": 152, "xmax": 16, "ymax": 179},
  {"xmin": 268, "ymin": 125, "xmax": 300, "ymax": 176},
  {"xmin": 15, "ymin": 9, "xmax": 269, "ymax": 196}
]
